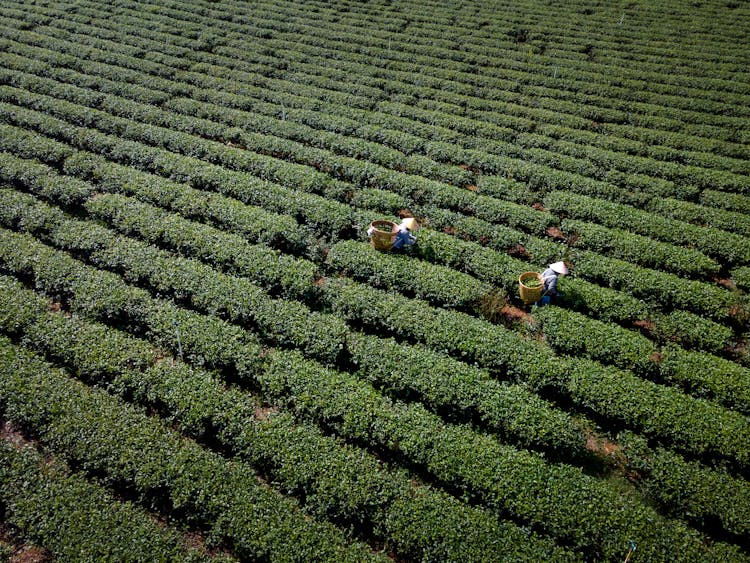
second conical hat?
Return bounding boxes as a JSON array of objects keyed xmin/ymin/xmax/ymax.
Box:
[{"xmin": 400, "ymin": 217, "xmax": 419, "ymax": 231}]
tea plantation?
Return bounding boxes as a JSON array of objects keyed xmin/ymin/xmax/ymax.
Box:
[{"xmin": 0, "ymin": 0, "xmax": 748, "ymax": 560}]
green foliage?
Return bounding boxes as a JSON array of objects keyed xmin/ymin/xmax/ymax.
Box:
[
  {"xmin": 0, "ymin": 269, "xmax": 571, "ymax": 562},
  {"xmin": 656, "ymin": 344, "xmax": 750, "ymax": 415},
  {"xmin": 0, "ymin": 187, "xmax": 345, "ymax": 364},
  {"xmin": 327, "ymin": 239, "xmax": 491, "ymax": 309},
  {"xmin": 652, "ymin": 310, "xmax": 733, "ymax": 354},
  {"xmin": 347, "ymin": 332, "xmax": 588, "ymax": 456},
  {"xmin": 546, "ymin": 190, "xmax": 750, "ymax": 266},
  {"xmin": 0, "ymin": 338, "xmax": 379, "ymax": 562},
  {"xmin": 562, "ymin": 218, "xmax": 720, "ymax": 278},
  {"xmin": 733, "ymin": 266, "xmax": 750, "ymax": 291},
  {"xmin": 1, "ymin": 1, "xmax": 749, "ymax": 557},
  {"xmin": 533, "ymin": 306, "xmax": 656, "ymax": 372},
  {"xmin": 0, "ymin": 441, "xmax": 217, "ymax": 562},
  {"xmin": 618, "ymin": 431, "xmax": 750, "ymax": 538}
]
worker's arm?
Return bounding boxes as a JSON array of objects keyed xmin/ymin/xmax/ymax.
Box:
[{"xmin": 542, "ymin": 272, "xmax": 559, "ymax": 296}]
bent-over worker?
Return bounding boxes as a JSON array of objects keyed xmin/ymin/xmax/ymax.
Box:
[
  {"xmin": 392, "ymin": 217, "xmax": 419, "ymax": 250},
  {"xmin": 539, "ymin": 261, "xmax": 568, "ymax": 305}
]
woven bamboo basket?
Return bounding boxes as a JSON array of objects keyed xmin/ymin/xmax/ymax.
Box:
[
  {"xmin": 369, "ymin": 220, "xmax": 397, "ymax": 251},
  {"xmin": 518, "ymin": 272, "xmax": 544, "ymax": 304}
]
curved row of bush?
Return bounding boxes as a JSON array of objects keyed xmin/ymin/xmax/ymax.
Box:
[
  {"xmin": 545, "ymin": 190, "xmax": 750, "ymax": 267},
  {"xmin": 0, "ymin": 224, "xmax": 597, "ymax": 481},
  {"xmin": 0, "ymin": 440, "xmax": 221, "ymax": 562},
  {"xmin": 2, "ymin": 25, "xmax": 744, "ymax": 249},
  {"xmin": 318, "ymin": 277, "xmax": 750, "ymax": 468},
  {"xmin": 249, "ymin": 0, "xmax": 750, "ymax": 105},
  {"xmin": 533, "ymin": 306, "xmax": 747, "ymax": 414},
  {"xmin": 647, "ymin": 197, "xmax": 750, "ymax": 239},
  {"xmin": 0, "ymin": 144, "xmax": 314, "ymax": 289},
  {"xmin": 617, "ymin": 431, "xmax": 750, "ymax": 540},
  {"xmin": 0, "ymin": 96, "xmax": 360, "ymax": 235},
  {"xmin": 0, "ymin": 233, "xmax": 693, "ymax": 562},
  {"xmin": 0, "ymin": 186, "xmax": 347, "ymax": 364},
  {"xmin": 0, "ymin": 186, "xmax": 597, "ymax": 464},
  {"xmin": 560, "ymin": 218, "xmax": 720, "ymax": 279},
  {"xmin": 0, "ymin": 337, "xmax": 382, "ymax": 562},
  {"xmin": 0, "ymin": 124, "xmax": 309, "ymax": 252},
  {"xmin": 0, "ymin": 276, "xmax": 572, "ymax": 562},
  {"xmin": 84, "ymin": 192, "xmax": 316, "ymax": 299},
  {"xmin": 326, "ymin": 239, "xmax": 491, "ymax": 309},
  {"xmin": 701, "ymin": 189, "xmax": 750, "ymax": 215}
]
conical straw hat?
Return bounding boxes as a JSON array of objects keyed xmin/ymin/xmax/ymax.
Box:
[
  {"xmin": 550, "ymin": 261, "xmax": 568, "ymax": 275},
  {"xmin": 400, "ymin": 217, "xmax": 419, "ymax": 231}
]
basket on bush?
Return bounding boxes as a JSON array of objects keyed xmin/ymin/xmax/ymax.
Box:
[
  {"xmin": 369, "ymin": 220, "xmax": 397, "ymax": 251},
  {"xmin": 518, "ymin": 272, "xmax": 543, "ymax": 304}
]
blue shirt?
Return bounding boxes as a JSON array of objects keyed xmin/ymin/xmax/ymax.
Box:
[
  {"xmin": 541, "ymin": 267, "xmax": 559, "ymax": 296},
  {"xmin": 392, "ymin": 228, "xmax": 416, "ymax": 249}
]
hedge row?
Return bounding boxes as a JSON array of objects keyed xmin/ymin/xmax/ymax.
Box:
[
  {"xmin": 318, "ymin": 277, "xmax": 750, "ymax": 467},
  {"xmin": 533, "ymin": 306, "xmax": 657, "ymax": 373},
  {"xmin": 570, "ymin": 250, "xmax": 741, "ymax": 323},
  {"xmin": 346, "ymin": 332, "xmax": 589, "ymax": 458},
  {"xmin": 618, "ymin": 431, "xmax": 750, "ymax": 540},
  {"xmin": 84, "ymin": 192, "xmax": 317, "ymax": 299},
  {"xmin": 561, "ymin": 218, "xmax": 720, "ymax": 279},
  {"xmin": 651, "ymin": 310, "xmax": 734, "ymax": 355},
  {"xmin": 0, "ymin": 276, "xmax": 574, "ymax": 562},
  {"xmin": 647, "ymin": 196, "xmax": 750, "ymax": 239},
  {"xmin": 545, "ymin": 190, "xmax": 750, "ymax": 267},
  {"xmin": 0, "ymin": 441, "xmax": 221, "ymax": 562},
  {"xmin": 0, "ymin": 149, "xmax": 315, "ymax": 297},
  {"xmin": 0, "ymin": 338, "xmax": 381, "ymax": 562},
  {"xmin": 3, "ymin": 231, "xmax": 748, "ymax": 554},
  {"xmin": 326, "ymin": 239, "xmax": 491, "ymax": 309},
  {"xmin": 0, "ymin": 125, "xmax": 308, "ymax": 253},
  {"xmin": 533, "ymin": 306, "xmax": 747, "ymax": 413},
  {"xmin": 701, "ymin": 189, "xmax": 750, "ymax": 215},
  {"xmin": 0, "ymin": 186, "xmax": 346, "ymax": 364},
  {"xmin": 0, "ymin": 121, "xmax": 75, "ymax": 165},
  {"xmin": 0, "ymin": 94, "xmax": 359, "ymax": 236},
  {"xmin": 733, "ymin": 266, "xmax": 750, "ymax": 291}
]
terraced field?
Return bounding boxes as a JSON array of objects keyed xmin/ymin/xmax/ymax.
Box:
[{"xmin": 0, "ymin": 0, "xmax": 748, "ymax": 561}]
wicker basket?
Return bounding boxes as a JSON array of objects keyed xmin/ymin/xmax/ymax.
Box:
[
  {"xmin": 369, "ymin": 220, "xmax": 397, "ymax": 251},
  {"xmin": 518, "ymin": 272, "xmax": 544, "ymax": 304}
]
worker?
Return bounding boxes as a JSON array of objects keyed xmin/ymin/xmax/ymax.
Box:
[
  {"xmin": 539, "ymin": 261, "xmax": 569, "ymax": 305},
  {"xmin": 391, "ymin": 217, "xmax": 418, "ymax": 250}
]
